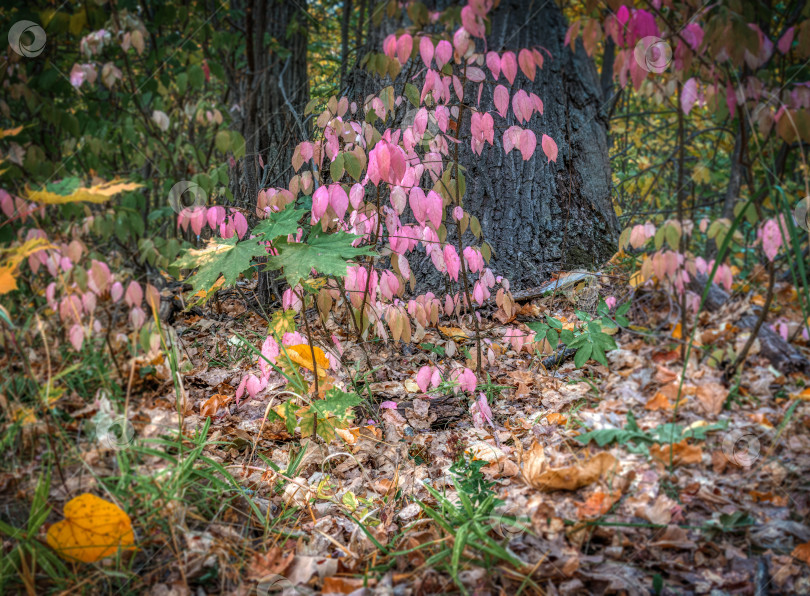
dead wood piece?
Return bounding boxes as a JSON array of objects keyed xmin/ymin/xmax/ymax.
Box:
[{"xmin": 688, "ymin": 274, "xmax": 809, "ymax": 374}]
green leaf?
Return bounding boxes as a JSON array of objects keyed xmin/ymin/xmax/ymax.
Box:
[
  {"xmin": 574, "ymin": 344, "xmax": 593, "ymax": 368},
  {"xmin": 546, "ymin": 329, "xmax": 559, "ymax": 349},
  {"xmin": 177, "ymin": 208, "xmax": 303, "ymax": 293},
  {"xmin": 311, "ymin": 388, "xmax": 362, "ymax": 421},
  {"xmin": 404, "ymin": 83, "xmax": 420, "ymax": 107},
  {"xmin": 547, "ymin": 316, "xmax": 563, "ymax": 330},
  {"xmin": 330, "ymin": 153, "xmax": 345, "ymax": 181},
  {"xmin": 175, "ymin": 236, "xmax": 265, "ymax": 293},
  {"xmin": 344, "ymin": 152, "xmax": 362, "ymax": 181},
  {"xmin": 215, "ymin": 130, "xmax": 230, "ymax": 153},
  {"xmin": 266, "ymin": 229, "xmax": 375, "ymax": 286}
]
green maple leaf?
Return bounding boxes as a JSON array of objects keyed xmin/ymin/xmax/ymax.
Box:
[
  {"xmin": 265, "ymin": 229, "xmax": 375, "ymax": 286},
  {"xmin": 176, "ymin": 207, "xmax": 305, "ymax": 293}
]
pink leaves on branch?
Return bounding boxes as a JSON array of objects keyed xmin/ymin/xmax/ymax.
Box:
[
  {"xmin": 416, "ymin": 365, "xmax": 443, "ymax": 393},
  {"xmin": 470, "ymin": 111, "xmax": 494, "ymax": 154},
  {"xmin": 758, "ymin": 219, "xmax": 784, "ymax": 261},
  {"xmin": 367, "ymin": 140, "xmax": 407, "ymax": 186},
  {"xmin": 408, "ymin": 188, "xmax": 442, "ymax": 229},
  {"xmin": 443, "ymin": 245, "xmax": 461, "ymax": 281},
  {"xmin": 501, "ymin": 52, "xmax": 518, "ymax": 84},
  {"xmin": 503, "ymin": 126, "xmax": 537, "ymax": 160},
  {"xmin": 419, "ymin": 36, "xmax": 434, "ymax": 68}
]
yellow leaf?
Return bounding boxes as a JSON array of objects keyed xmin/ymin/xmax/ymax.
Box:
[
  {"xmin": 0, "ymin": 126, "xmax": 23, "ymax": 139},
  {"xmin": 285, "ymin": 344, "xmax": 329, "ymax": 375},
  {"xmin": 0, "ymin": 238, "xmax": 53, "ymax": 295},
  {"xmin": 27, "ymin": 179, "xmax": 142, "ymax": 205},
  {"xmin": 46, "ymin": 493, "xmax": 135, "ymax": 563},
  {"xmin": 438, "ymin": 326, "xmax": 468, "ymax": 341},
  {"xmin": 628, "ymin": 270, "xmax": 645, "ymax": 288}
]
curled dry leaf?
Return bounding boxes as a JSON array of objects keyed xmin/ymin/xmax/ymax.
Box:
[
  {"xmin": 522, "ymin": 441, "xmax": 618, "ymax": 491},
  {"xmin": 200, "ymin": 393, "xmax": 232, "ymax": 418},
  {"xmin": 46, "ymin": 493, "xmax": 135, "ymax": 563}
]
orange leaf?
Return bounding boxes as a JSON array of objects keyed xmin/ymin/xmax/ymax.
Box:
[
  {"xmin": 546, "ymin": 412, "xmax": 567, "ymax": 425},
  {"xmin": 286, "ymin": 344, "xmax": 329, "ymax": 375},
  {"xmin": 792, "ymin": 542, "xmax": 810, "ymax": 565},
  {"xmin": 650, "ymin": 440, "xmax": 703, "ymax": 467},
  {"xmin": 46, "ymin": 493, "xmax": 135, "ymax": 563},
  {"xmin": 645, "ymin": 392, "xmax": 673, "ymax": 411},
  {"xmin": 522, "ymin": 442, "xmax": 617, "ymax": 491},
  {"xmin": 576, "ymin": 490, "xmax": 621, "ymax": 519},
  {"xmin": 200, "ymin": 393, "xmax": 232, "ymax": 418}
]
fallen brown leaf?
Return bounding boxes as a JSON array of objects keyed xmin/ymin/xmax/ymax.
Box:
[
  {"xmin": 696, "ymin": 382, "xmax": 727, "ymax": 416},
  {"xmin": 200, "ymin": 393, "xmax": 231, "ymax": 418},
  {"xmin": 522, "ymin": 442, "xmax": 618, "ymax": 491}
]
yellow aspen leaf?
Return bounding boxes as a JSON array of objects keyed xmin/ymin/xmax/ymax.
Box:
[
  {"xmin": 286, "ymin": 344, "xmax": 329, "ymax": 374},
  {"xmin": 46, "ymin": 493, "xmax": 135, "ymax": 563},
  {"xmin": 27, "ymin": 179, "xmax": 142, "ymax": 205},
  {"xmin": 628, "ymin": 270, "xmax": 645, "ymax": 288}
]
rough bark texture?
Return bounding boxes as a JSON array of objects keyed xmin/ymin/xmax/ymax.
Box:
[
  {"xmin": 348, "ymin": 0, "xmax": 619, "ymax": 292},
  {"xmin": 226, "ymin": 0, "xmax": 309, "ymax": 303}
]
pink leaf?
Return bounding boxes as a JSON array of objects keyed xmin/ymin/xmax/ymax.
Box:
[
  {"xmin": 426, "ymin": 190, "xmax": 443, "ymax": 229},
  {"xmin": 759, "ymin": 219, "xmax": 783, "ymax": 261},
  {"xmin": 518, "ymin": 49, "xmax": 536, "ymax": 81},
  {"xmin": 444, "ymin": 245, "xmax": 460, "ymax": 281},
  {"xmin": 541, "ymin": 134, "xmax": 558, "ymax": 163},
  {"xmin": 477, "ymin": 392, "xmax": 493, "ymax": 424},
  {"xmin": 207, "ymin": 205, "xmax": 226, "ymax": 229},
  {"xmin": 518, "ymin": 129, "xmax": 537, "ymax": 160},
  {"xmin": 681, "ymin": 78, "xmax": 698, "ymax": 115},
  {"xmin": 69, "ymin": 325, "xmax": 84, "ymax": 351},
  {"xmin": 125, "ymin": 281, "xmax": 142, "ymax": 307},
  {"xmin": 419, "ymin": 36, "xmax": 434, "ymax": 67},
  {"xmin": 329, "ymin": 184, "xmax": 349, "ymax": 220},
  {"xmin": 512, "ymin": 89, "xmax": 533, "ymax": 124},
  {"xmin": 349, "ymin": 183, "xmax": 364, "ymax": 209},
  {"xmin": 232, "ymin": 212, "xmax": 248, "ymax": 238},
  {"xmin": 501, "ymin": 52, "xmax": 517, "ymax": 85},
  {"xmin": 435, "ymin": 40, "xmax": 452, "ymax": 69},
  {"xmin": 110, "ymin": 281, "xmax": 124, "ymax": 303},
  {"xmin": 486, "ymin": 52, "xmax": 501, "ymax": 80},
  {"xmin": 396, "ymin": 34, "xmax": 413, "ymax": 65},
  {"xmin": 380, "ymin": 400, "xmax": 398, "ymax": 409},
  {"xmin": 416, "ymin": 365, "xmax": 433, "ymax": 392},
  {"xmin": 493, "ymin": 85, "xmax": 509, "ymax": 118},
  {"xmin": 260, "ymin": 336, "xmax": 279, "ymax": 378},
  {"xmin": 778, "ymin": 26, "xmax": 795, "ymax": 55},
  {"xmin": 312, "ymin": 186, "xmax": 329, "ymax": 222}
]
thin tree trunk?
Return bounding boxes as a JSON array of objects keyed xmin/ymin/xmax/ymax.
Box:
[{"xmin": 226, "ymin": 0, "xmax": 310, "ymax": 304}]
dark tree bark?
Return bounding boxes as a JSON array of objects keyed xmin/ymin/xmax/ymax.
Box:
[
  {"xmin": 225, "ymin": 0, "xmax": 310, "ymax": 304},
  {"xmin": 348, "ymin": 0, "xmax": 619, "ymax": 292}
]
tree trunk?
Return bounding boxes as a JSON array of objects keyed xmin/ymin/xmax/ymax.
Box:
[
  {"xmin": 348, "ymin": 0, "xmax": 618, "ymax": 292},
  {"xmin": 227, "ymin": 0, "xmax": 309, "ymax": 304}
]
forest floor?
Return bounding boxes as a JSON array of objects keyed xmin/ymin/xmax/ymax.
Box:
[{"xmin": 4, "ymin": 267, "xmax": 810, "ymax": 595}]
